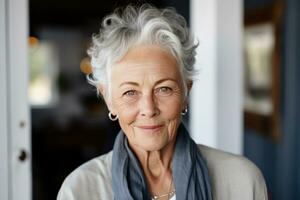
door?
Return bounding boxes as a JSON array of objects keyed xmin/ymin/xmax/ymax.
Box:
[{"xmin": 0, "ymin": 0, "xmax": 31, "ymax": 199}]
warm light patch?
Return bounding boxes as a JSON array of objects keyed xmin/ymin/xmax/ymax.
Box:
[{"xmin": 80, "ymin": 57, "xmax": 92, "ymax": 74}]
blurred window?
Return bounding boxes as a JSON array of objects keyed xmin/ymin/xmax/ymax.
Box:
[{"xmin": 29, "ymin": 37, "xmax": 59, "ymax": 106}]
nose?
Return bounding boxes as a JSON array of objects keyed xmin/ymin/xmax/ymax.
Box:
[{"xmin": 139, "ymin": 94, "xmax": 159, "ymax": 118}]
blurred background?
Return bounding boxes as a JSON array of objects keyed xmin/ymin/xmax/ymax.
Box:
[{"xmin": 1, "ymin": 0, "xmax": 299, "ymax": 199}]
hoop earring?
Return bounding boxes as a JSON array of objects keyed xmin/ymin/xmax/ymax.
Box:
[
  {"xmin": 181, "ymin": 107, "xmax": 188, "ymax": 115},
  {"xmin": 108, "ymin": 112, "xmax": 118, "ymax": 121}
]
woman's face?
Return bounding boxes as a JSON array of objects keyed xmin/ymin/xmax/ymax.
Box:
[{"xmin": 107, "ymin": 45, "xmax": 187, "ymax": 151}]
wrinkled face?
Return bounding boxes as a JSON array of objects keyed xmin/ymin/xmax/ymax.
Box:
[{"xmin": 107, "ymin": 45, "xmax": 187, "ymax": 151}]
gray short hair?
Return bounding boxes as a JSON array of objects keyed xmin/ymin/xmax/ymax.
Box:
[{"xmin": 87, "ymin": 4, "xmax": 198, "ymax": 99}]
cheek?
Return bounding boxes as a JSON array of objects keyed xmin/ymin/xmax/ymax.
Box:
[
  {"xmin": 112, "ymin": 98, "xmax": 139, "ymax": 125},
  {"xmin": 159, "ymin": 96, "xmax": 183, "ymax": 119}
]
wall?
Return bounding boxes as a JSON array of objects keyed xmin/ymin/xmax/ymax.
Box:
[{"xmin": 244, "ymin": 0, "xmax": 300, "ymax": 199}]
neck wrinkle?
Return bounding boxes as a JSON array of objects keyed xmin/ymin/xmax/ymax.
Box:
[{"xmin": 128, "ymin": 139, "xmax": 176, "ymax": 178}]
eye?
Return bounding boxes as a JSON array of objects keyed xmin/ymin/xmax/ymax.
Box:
[
  {"xmin": 123, "ymin": 90, "xmax": 138, "ymax": 97},
  {"xmin": 156, "ymin": 87, "xmax": 173, "ymax": 96}
]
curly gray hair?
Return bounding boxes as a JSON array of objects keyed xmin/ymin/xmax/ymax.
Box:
[{"xmin": 87, "ymin": 4, "xmax": 198, "ymax": 99}]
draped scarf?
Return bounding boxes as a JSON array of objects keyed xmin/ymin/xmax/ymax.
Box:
[{"xmin": 112, "ymin": 123, "xmax": 212, "ymax": 200}]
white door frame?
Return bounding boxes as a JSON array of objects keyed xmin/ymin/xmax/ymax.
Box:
[
  {"xmin": 190, "ymin": 0, "xmax": 243, "ymax": 154},
  {"xmin": 0, "ymin": 0, "xmax": 9, "ymax": 199},
  {"xmin": 0, "ymin": 0, "xmax": 31, "ymax": 199}
]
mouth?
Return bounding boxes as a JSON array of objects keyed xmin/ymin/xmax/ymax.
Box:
[{"xmin": 135, "ymin": 124, "xmax": 164, "ymax": 133}]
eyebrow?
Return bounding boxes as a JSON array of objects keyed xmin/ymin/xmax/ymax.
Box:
[{"xmin": 118, "ymin": 78, "xmax": 178, "ymax": 88}]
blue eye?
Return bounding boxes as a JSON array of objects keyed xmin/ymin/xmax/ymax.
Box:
[{"xmin": 123, "ymin": 90, "xmax": 137, "ymax": 97}]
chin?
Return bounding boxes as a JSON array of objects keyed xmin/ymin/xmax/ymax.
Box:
[{"xmin": 134, "ymin": 139, "xmax": 170, "ymax": 152}]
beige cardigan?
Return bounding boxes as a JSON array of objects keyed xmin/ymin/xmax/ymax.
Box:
[{"xmin": 57, "ymin": 144, "xmax": 268, "ymax": 200}]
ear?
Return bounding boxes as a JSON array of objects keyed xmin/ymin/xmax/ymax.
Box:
[
  {"xmin": 183, "ymin": 80, "xmax": 193, "ymax": 107},
  {"xmin": 98, "ymin": 84, "xmax": 116, "ymax": 114},
  {"xmin": 187, "ymin": 80, "xmax": 193, "ymax": 92}
]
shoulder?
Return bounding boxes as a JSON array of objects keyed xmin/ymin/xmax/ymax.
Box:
[
  {"xmin": 198, "ymin": 144, "xmax": 260, "ymax": 175},
  {"xmin": 57, "ymin": 151, "xmax": 114, "ymax": 200},
  {"xmin": 198, "ymin": 144, "xmax": 268, "ymax": 200}
]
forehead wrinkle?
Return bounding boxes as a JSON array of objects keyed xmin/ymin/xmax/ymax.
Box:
[
  {"xmin": 110, "ymin": 45, "xmax": 183, "ymax": 93},
  {"xmin": 113, "ymin": 63, "xmax": 179, "ymax": 85}
]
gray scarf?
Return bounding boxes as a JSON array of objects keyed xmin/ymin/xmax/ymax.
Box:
[{"xmin": 112, "ymin": 123, "xmax": 213, "ymax": 200}]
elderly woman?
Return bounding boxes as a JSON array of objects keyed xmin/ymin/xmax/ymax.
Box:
[{"xmin": 57, "ymin": 4, "xmax": 267, "ymax": 200}]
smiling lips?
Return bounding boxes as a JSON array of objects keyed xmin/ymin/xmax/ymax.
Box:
[{"xmin": 136, "ymin": 124, "xmax": 164, "ymax": 132}]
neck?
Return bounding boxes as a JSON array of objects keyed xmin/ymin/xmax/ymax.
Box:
[
  {"xmin": 128, "ymin": 140, "xmax": 176, "ymax": 197},
  {"xmin": 129, "ymin": 140, "xmax": 175, "ymax": 175}
]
